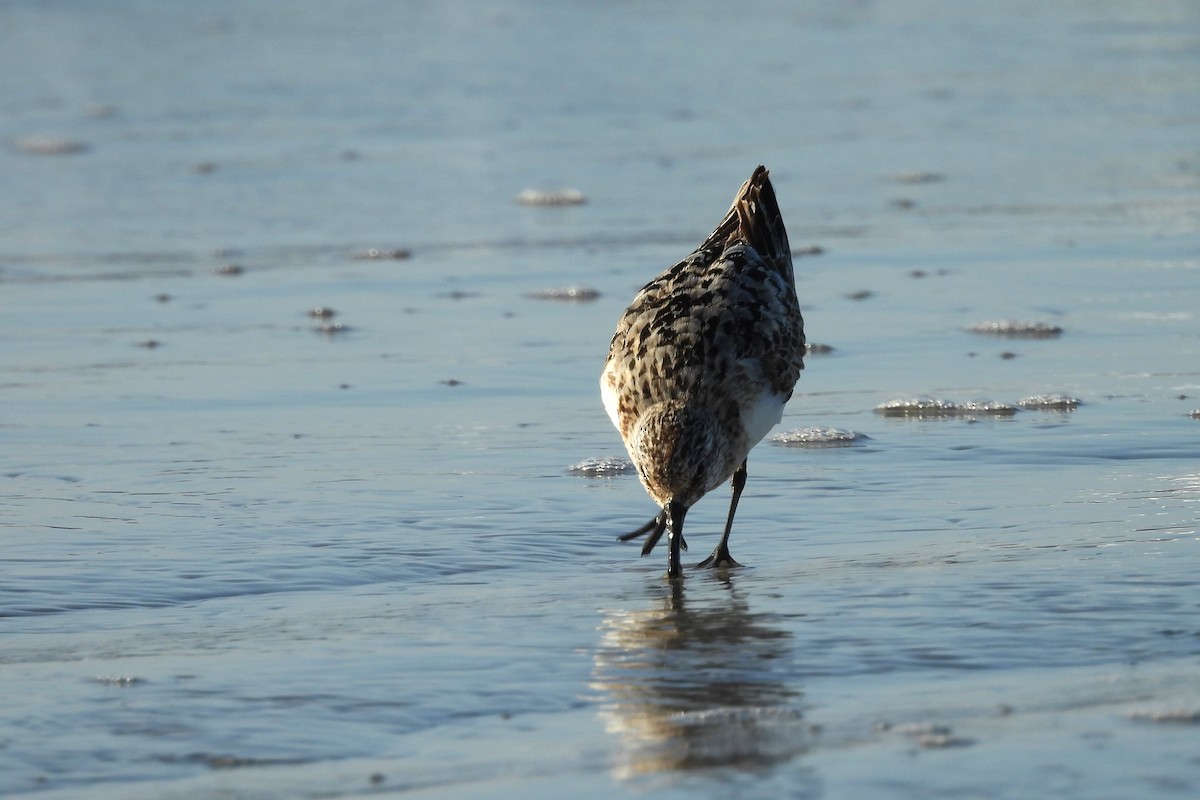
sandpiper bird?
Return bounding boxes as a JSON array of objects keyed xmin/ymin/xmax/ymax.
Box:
[{"xmin": 601, "ymin": 166, "xmax": 806, "ymax": 579}]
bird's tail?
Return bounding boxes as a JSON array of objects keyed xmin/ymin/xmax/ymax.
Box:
[
  {"xmin": 694, "ymin": 165, "xmax": 793, "ymax": 281},
  {"xmin": 735, "ymin": 165, "xmax": 792, "ymax": 278}
]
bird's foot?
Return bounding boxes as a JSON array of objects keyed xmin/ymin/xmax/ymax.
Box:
[
  {"xmin": 618, "ymin": 513, "xmax": 685, "ymax": 555},
  {"xmin": 696, "ymin": 545, "xmax": 741, "ymax": 570},
  {"xmin": 617, "ymin": 515, "xmax": 660, "ymax": 542}
]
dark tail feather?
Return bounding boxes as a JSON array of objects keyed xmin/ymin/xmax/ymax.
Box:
[
  {"xmin": 690, "ymin": 166, "xmax": 793, "ymax": 281},
  {"xmin": 734, "ymin": 165, "xmax": 792, "ymax": 280}
]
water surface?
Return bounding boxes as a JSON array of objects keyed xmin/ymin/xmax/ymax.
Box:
[{"xmin": 2, "ymin": 1, "xmax": 1199, "ymax": 798}]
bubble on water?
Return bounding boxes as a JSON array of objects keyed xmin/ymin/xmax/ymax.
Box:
[
  {"xmin": 13, "ymin": 135, "xmax": 90, "ymax": 155},
  {"xmin": 528, "ymin": 286, "xmax": 601, "ymax": 302},
  {"xmin": 352, "ymin": 248, "xmax": 411, "ymax": 260},
  {"xmin": 874, "ymin": 397, "xmax": 959, "ymax": 418},
  {"xmin": 93, "ymin": 675, "xmax": 144, "ymax": 687},
  {"xmin": 892, "ymin": 171, "xmax": 945, "ymax": 184},
  {"xmin": 315, "ymin": 322, "xmax": 349, "ymax": 336},
  {"xmin": 1017, "ymin": 393, "xmax": 1082, "ymax": 411},
  {"xmin": 770, "ymin": 427, "xmax": 869, "ymax": 447},
  {"xmin": 917, "ymin": 732, "xmax": 973, "ymax": 748},
  {"xmin": 1126, "ymin": 708, "xmax": 1200, "ymax": 724},
  {"xmin": 515, "ymin": 188, "xmax": 587, "ymax": 207},
  {"xmin": 568, "ymin": 457, "xmax": 635, "ymax": 477},
  {"xmin": 876, "ymin": 721, "xmax": 972, "ymax": 748},
  {"xmin": 967, "ymin": 320, "xmax": 1063, "ymax": 338},
  {"xmin": 875, "ymin": 397, "xmax": 1017, "ymax": 418},
  {"xmin": 956, "ymin": 400, "xmax": 1019, "ymax": 416},
  {"xmin": 875, "ymin": 396, "xmax": 958, "ymax": 416}
]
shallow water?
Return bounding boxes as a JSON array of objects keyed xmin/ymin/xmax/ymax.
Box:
[{"xmin": 3, "ymin": 1, "xmax": 1200, "ymax": 797}]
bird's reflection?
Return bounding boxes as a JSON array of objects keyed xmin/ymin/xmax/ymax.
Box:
[{"xmin": 591, "ymin": 572, "xmax": 812, "ymax": 778}]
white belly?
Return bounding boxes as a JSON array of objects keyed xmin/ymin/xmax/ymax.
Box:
[
  {"xmin": 740, "ymin": 389, "xmax": 787, "ymax": 450},
  {"xmin": 599, "ymin": 368, "xmax": 622, "ymax": 432}
]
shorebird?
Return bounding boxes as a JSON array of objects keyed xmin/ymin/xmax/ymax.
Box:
[{"xmin": 601, "ymin": 166, "xmax": 806, "ymax": 579}]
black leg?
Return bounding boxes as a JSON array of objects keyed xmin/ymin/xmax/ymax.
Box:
[
  {"xmin": 666, "ymin": 500, "xmax": 688, "ymax": 579},
  {"xmin": 698, "ymin": 460, "xmax": 746, "ymax": 569}
]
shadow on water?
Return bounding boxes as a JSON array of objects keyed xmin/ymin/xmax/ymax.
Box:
[{"xmin": 590, "ymin": 572, "xmax": 818, "ymax": 783}]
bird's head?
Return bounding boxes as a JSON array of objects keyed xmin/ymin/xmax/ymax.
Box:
[{"xmin": 629, "ymin": 401, "xmax": 729, "ymax": 509}]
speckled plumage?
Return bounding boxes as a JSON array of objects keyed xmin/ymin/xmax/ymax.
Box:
[{"xmin": 600, "ymin": 166, "xmax": 805, "ymax": 578}]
